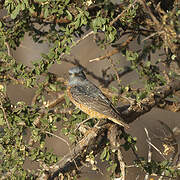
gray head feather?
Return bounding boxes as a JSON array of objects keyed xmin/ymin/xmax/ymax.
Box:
[
  {"xmin": 68, "ymin": 66, "xmax": 84, "ymax": 74},
  {"xmin": 68, "ymin": 66, "xmax": 87, "ymax": 86}
]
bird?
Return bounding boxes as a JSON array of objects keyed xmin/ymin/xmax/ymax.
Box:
[{"xmin": 67, "ymin": 66, "xmax": 129, "ymax": 129}]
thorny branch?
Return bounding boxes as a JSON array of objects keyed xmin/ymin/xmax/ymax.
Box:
[{"xmin": 139, "ymin": 0, "xmax": 180, "ymax": 58}]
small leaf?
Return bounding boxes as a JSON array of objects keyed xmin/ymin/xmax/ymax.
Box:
[
  {"xmin": 0, "ymin": 114, "xmax": 4, "ymax": 126},
  {"xmin": 106, "ymin": 151, "xmax": 110, "ymax": 161},
  {"xmin": 75, "ymin": 18, "xmax": 80, "ymax": 29},
  {"xmin": 64, "ymin": 93, "xmax": 70, "ymax": 106},
  {"xmin": 66, "ymin": 10, "xmax": 72, "ymax": 21},
  {"xmin": 44, "ymin": 7, "xmax": 49, "ymax": 18},
  {"xmin": 11, "ymin": 4, "xmax": 21, "ymax": 19},
  {"xmin": 23, "ymin": 0, "xmax": 29, "ymax": 7},
  {"xmin": 100, "ymin": 147, "xmax": 107, "ymax": 160},
  {"xmin": 21, "ymin": 2, "xmax": 25, "ymax": 10},
  {"xmin": 61, "ymin": 128, "xmax": 68, "ymax": 135},
  {"xmin": 49, "ymin": 84, "xmax": 56, "ymax": 91}
]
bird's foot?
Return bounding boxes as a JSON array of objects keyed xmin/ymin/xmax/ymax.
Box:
[{"xmin": 74, "ymin": 117, "xmax": 92, "ymax": 132}]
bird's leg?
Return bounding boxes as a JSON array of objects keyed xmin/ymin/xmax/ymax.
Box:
[
  {"xmin": 94, "ymin": 119, "xmax": 101, "ymax": 128},
  {"xmin": 94, "ymin": 118, "xmax": 110, "ymax": 128},
  {"xmin": 75, "ymin": 117, "xmax": 93, "ymax": 131}
]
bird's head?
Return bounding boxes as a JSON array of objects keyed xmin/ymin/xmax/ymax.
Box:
[{"xmin": 68, "ymin": 66, "xmax": 86, "ymax": 85}]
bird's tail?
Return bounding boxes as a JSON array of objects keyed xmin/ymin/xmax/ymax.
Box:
[{"xmin": 109, "ymin": 117, "xmax": 130, "ymax": 129}]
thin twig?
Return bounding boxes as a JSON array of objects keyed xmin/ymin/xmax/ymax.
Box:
[
  {"xmin": 45, "ymin": 130, "xmax": 80, "ymax": 172},
  {"xmin": 43, "ymin": 131, "xmax": 80, "ymax": 178},
  {"xmin": 59, "ymin": 31, "xmax": 94, "ymax": 58},
  {"xmin": 31, "ymin": 92, "xmax": 41, "ymax": 106},
  {"xmin": 107, "ymin": 56, "xmax": 121, "ymax": 84},
  {"xmin": 74, "ymin": 117, "xmax": 92, "ymax": 132},
  {"xmin": 144, "ymin": 128, "xmax": 152, "ymax": 180},
  {"xmin": 138, "ymin": 0, "xmax": 160, "ymax": 26},
  {"xmin": 0, "ymin": 101, "xmax": 10, "ymax": 129},
  {"xmin": 89, "ymin": 35, "xmax": 134, "ymax": 62},
  {"xmin": 45, "ymin": 131, "xmax": 70, "ymax": 149},
  {"xmin": 45, "ymin": 93, "xmax": 65, "ymax": 108},
  {"xmin": 146, "ymin": 140, "xmax": 166, "ymax": 160},
  {"xmin": 110, "ymin": 0, "xmax": 139, "ymax": 26},
  {"xmin": 142, "ymin": 31, "xmax": 163, "ymax": 42},
  {"xmin": 4, "ymin": 41, "xmax": 12, "ymax": 57},
  {"xmin": 89, "ymin": 49, "xmax": 119, "ymax": 62}
]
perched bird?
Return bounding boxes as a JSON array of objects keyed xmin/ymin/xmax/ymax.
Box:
[{"xmin": 67, "ymin": 66, "xmax": 129, "ymax": 129}]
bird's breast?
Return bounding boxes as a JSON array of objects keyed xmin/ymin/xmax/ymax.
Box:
[{"xmin": 67, "ymin": 86, "xmax": 108, "ymax": 119}]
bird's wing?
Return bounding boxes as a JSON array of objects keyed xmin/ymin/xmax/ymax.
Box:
[{"xmin": 70, "ymin": 82, "xmax": 123, "ymax": 121}]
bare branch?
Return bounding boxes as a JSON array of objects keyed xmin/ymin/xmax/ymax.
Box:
[
  {"xmin": 4, "ymin": 41, "xmax": 12, "ymax": 57},
  {"xmin": 117, "ymin": 148, "xmax": 126, "ymax": 180},
  {"xmin": 89, "ymin": 36, "xmax": 134, "ymax": 62},
  {"xmin": 107, "ymin": 56, "xmax": 121, "ymax": 84},
  {"xmin": 46, "ymin": 124, "xmax": 110, "ymax": 180},
  {"xmin": 157, "ymin": 99, "xmax": 180, "ymax": 112},
  {"xmin": 146, "ymin": 140, "xmax": 166, "ymax": 160},
  {"xmin": 123, "ymin": 79, "xmax": 180, "ymax": 123},
  {"xmin": 59, "ymin": 31, "xmax": 94, "ymax": 59},
  {"xmin": 45, "ymin": 131, "xmax": 70, "ymax": 149},
  {"xmin": 110, "ymin": 0, "xmax": 139, "ymax": 26},
  {"xmin": 45, "ymin": 93, "xmax": 65, "ymax": 109},
  {"xmin": 144, "ymin": 128, "xmax": 152, "ymax": 180}
]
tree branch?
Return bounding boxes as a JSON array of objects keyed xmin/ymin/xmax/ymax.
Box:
[
  {"xmin": 47, "ymin": 124, "xmax": 110, "ymax": 180},
  {"xmin": 123, "ymin": 79, "xmax": 180, "ymax": 123}
]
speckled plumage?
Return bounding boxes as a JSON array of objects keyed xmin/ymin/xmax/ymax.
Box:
[{"xmin": 67, "ymin": 66, "xmax": 129, "ymax": 129}]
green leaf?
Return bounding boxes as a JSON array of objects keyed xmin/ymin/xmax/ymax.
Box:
[
  {"xmin": 0, "ymin": 113, "xmax": 4, "ymax": 126},
  {"xmin": 106, "ymin": 151, "xmax": 110, "ymax": 161},
  {"xmin": 64, "ymin": 93, "xmax": 70, "ymax": 106},
  {"xmin": 109, "ymin": 32, "xmax": 115, "ymax": 42},
  {"xmin": 44, "ymin": 7, "xmax": 49, "ymax": 18},
  {"xmin": 21, "ymin": 2, "xmax": 25, "ymax": 11},
  {"xmin": 29, "ymin": 7, "xmax": 35, "ymax": 14},
  {"xmin": 49, "ymin": 84, "xmax": 57, "ymax": 91},
  {"xmin": 23, "ymin": 0, "xmax": 29, "ymax": 7},
  {"xmin": 66, "ymin": 10, "xmax": 72, "ymax": 21},
  {"xmin": 65, "ymin": 0, "xmax": 70, "ymax": 5},
  {"xmin": 75, "ymin": 18, "xmax": 80, "ymax": 29},
  {"xmin": 11, "ymin": 4, "xmax": 21, "ymax": 19},
  {"xmin": 61, "ymin": 128, "xmax": 68, "ymax": 135},
  {"xmin": 69, "ymin": 133, "xmax": 76, "ymax": 143},
  {"xmin": 100, "ymin": 147, "xmax": 107, "ymax": 160},
  {"xmin": 36, "ymin": 0, "xmax": 47, "ymax": 2}
]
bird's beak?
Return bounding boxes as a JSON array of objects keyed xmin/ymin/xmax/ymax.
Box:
[{"xmin": 69, "ymin": 73, "xmax": 75, "ymax": 77}]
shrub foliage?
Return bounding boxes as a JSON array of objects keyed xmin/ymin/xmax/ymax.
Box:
[{"xmin": 0, "ymin": 0, "xmax": 180, "ymax": 179}]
